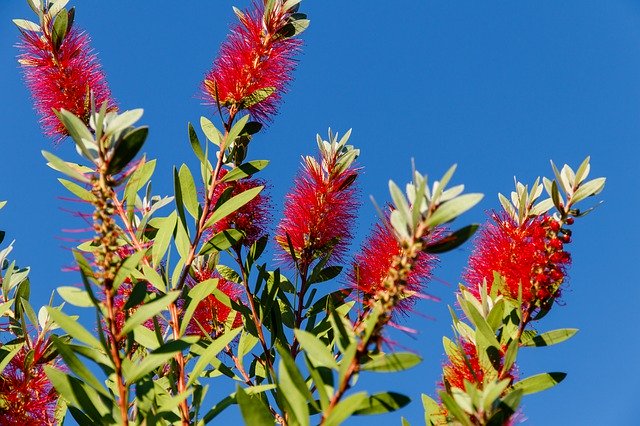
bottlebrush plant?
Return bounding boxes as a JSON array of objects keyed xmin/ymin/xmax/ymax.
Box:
[{"xmin": 3, "ymin": 0, "xmax": 605, "ymax": 425}]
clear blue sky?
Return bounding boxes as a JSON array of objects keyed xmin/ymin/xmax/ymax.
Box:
[{"xmin": 1, "ymin": 1, "xmax": 638, "ymax": 424}]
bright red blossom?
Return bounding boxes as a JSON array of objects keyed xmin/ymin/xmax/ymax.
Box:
[
  {"xmin": 185, "ymin": 267, "xmax": 244, "ymax": 337},
  {"xmin": 202, "ymin": 3, "xmax": 301, "ymax": 121},
  {"xmin": 276, "ymin": 153, "xmax": 358, "ymax": 269},
  {"xmin": 0, "ymin": 341, "xmax": 58, "ymax": 425},
  {"xmin": 463, "ymin": 213, "xmax": 571, "ymax": 304},
  {"xmin": 18, "ymin": 25, "xmax": 115, "ymax": 139},
  {"xmin": 206, "ymin": 169, "xmax": 270, "ymax": 247},
  {"xmin": 350, "ymin": 221, "xmax": 438, "ymax": 315}
]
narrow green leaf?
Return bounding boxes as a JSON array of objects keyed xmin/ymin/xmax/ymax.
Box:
[
  {"xmin": 520, "ymin": 328, "xmax": 578, "ymax": 347},
  {"xmin": 294, "ymin": 329, "xmax": 338, "ymax": 369},
  {"xmin": 186, "ymin": 327, "xmax": 242, "ymax": 387},
  {"xmin": 423, "ymin": 224, "xmax": 479, "ymax": 254},
  {"xmin": 120, "ymin": 291, "xmax": 179, "ymax": 335},
  {"xmin": 236, "ymin": 385, "xmax": 274, "ymax": 426},
  {"xmin": 571, "ymin": 177, "xmax": 606, "ymax": 205},
  {"xmin": 221, "ymin": 160, "xmax": 269, "ymax": 182},
  {"xmin": 13, "ymin": 19, "xmax": 41, "ymax": 32},
  {"xmin": 151, "ymin": 213, "xmax": 176, "ymax": 267},
  {"xmin": 178, "ymin": 164, "xmax": 199, "ymax": 219},
  {"xmin": 361, "ymin": 352, "xmax": 422, "ymax": 372},
  {"xmin": 204, "ymin": 186, "xmax": 263, "ymax": 228},
  {"xmin": 108, "ymin": 126, "xmax": 148, "ymax": 175},
  {"xmin": 427, "ymin": 193, "xmax": 483, "ymax": 227},
  {"xmin": 45, "ymin": 366, "xmax": 113, "ymax": 421},
  {"xmin": 57, "ymin": 286, "xmax": 94, "ymax": 308},
  {"xmin": 199, "ymin": 229, "xmax": 244, "ymax": 255},
  {"xmin": 179, "ymin": 278, "xmax": 218, "ymax": 336},
  {"xmin": 353, "ymin": 392, "xmax": 411, "ymax": 415},
  {"xmin": 46, "ymin": 307, "xmax": 101, "ymax": 348},
  {"xmin": 42, "ymin": 151, "xmax": 90, "ymax": 183},
  {"xmin": 188, "ymin": 122, "xmax": 206, "ymax": 163},
  {"xmin": 58, "ymin": 179, "xmax": 95, "ymax": 202},
  {"xmin": 512, "ymin": 372, "xmax": 566, "ymax": 395},
  {"xmin": 50, "ymin": 336, "xmax": 108, "ymax": 397},
  {"xmin": 323, "ymin": 392, "xmax": 368, "ymax": 426}
]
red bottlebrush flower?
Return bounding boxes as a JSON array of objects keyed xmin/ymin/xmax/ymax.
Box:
[
  {"xmin": 185, "ymin": 267, "xmax": 243, "ymax": 337},
  {"xmin": 111, "ymin": 279, "xmax": 160, "ymax": 339},
  {"xmin": 205, "ymin": 169, "xmax": 270, "ymax": 248},
  {"xmin": 0, "ymin": 341, "xmax": 58, "ymax": 425},
  {"xmin": 18, "ymin": 24, "xmax": 115, "ymax": 140},
  {"xmin": 463, "ymin": 213, "xmax": 571, "ymax": 305},
  {"xmin": 202, "ymin": 3, "xmax": 301, "ymax": 122},
  {"xmin": 275, "ymin": 143, "xmax": 359, "ymax": 270},
  {"xmin": 350, "ymin": 219, "xmax": 438, "ymax": 315}
]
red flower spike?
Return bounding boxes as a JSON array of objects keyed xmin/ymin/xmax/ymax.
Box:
[
  {"xmin": 205, "ymin": 169, "xmax": 270, "ymax": 248},
  {"xmin": 463, "ymin": 213, "xmax": 571, "ymax": 305},
  {"xmin": 185, "ymin": 267, "xmax": 244, "ymax": 337},
  {"xmin": 202, "ymin": 2, "xmax": 301, "ymax": 122},
  {"xmin": 276, "ymin": 142, "xmax": 359, "ymax": 270},
  {"xmin": 350, "ymin": 220, "xmax": 438, "ymax": 316},
  {"xmin": 18, "ymin": 25, "xmax": 115, "ymax": 140},
  {"xmin": 0, "ymin": 341, "xmax": 58, "ymax": 425}
]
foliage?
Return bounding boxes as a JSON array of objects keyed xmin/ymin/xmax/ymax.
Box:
[{"xmin": 4, "ymin": 0, "xmax": 605, "ymax": 425}]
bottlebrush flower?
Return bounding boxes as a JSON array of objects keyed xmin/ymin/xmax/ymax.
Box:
[
  {"xmin": 17, "ymin": 23, "xmax": 115, "ymax": 140},
  {"xmin": 205, "ymin": 169, "xmax": 270, "ymax": 248},
  {"xmin": 275, "ymin": 137, "xmax": 359, "ymax": 270},
  {"xmin": 350, "ymin": 219, "xmax": 438, "ymax": 316},
  {"xmin": 0, "ymin": 341, "xmax": 58, "ymax": 425},
  {"xmin": 202, "ymin": 2, "xmax": 301, "ymax": 122},
  {"xmin": 185, "ymin": 266, "xmax": 243, "ymax": 337},
  {"xmin": 463, "ymin": 213, "xmax": 571, "ymax": 305}
]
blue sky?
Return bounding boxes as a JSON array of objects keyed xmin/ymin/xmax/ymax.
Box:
[{"xmin": 1, "ymin": 0, "xmax": 638, "ymax": 424}]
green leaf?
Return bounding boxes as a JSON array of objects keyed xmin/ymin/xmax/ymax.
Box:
[
  {"xmin": 571, "ymin": 177, "xmax": 606, "ymax": 205},
  {"xmin": 57, "ymin": 286, "xmax": 94, "ymax": 308},
  {"xmin": 13, "ymin": 19, "xmax": 41, "ymax": 32},
  {"xmin": 323, "ymin": 392, "xmax": 368, "ymax": 426},
  {"xmin": 224, "ymin": 115, "xmax": 250, "ymax": 150},
  {"xmin": 512, "ymin": 372, "xmax": 566, "ymax": 395},
  {"xmin": 151, "ymin": 213, "xmax": 176, "ymax": 267},
  {"xmin": 294, "ymin": 329, "xmax": 338, "ymax": 369},
  {"xmin": 125, "ymin": 338, "xmax": 195, "ymax": 384},
  {"xmin": 520, "ymin": 328, "xmax": 578, "ymax": 347},
  {"xmin": 200, "ymin": 116, "xmax": 222, "ymax": 146},
  {"xmin": 242, "ymin": 87, "xmax": 275, "ymax": 108},
  {"xmin": 353, "ymin": 392, "xmax": 411, "ymax": 415},
  {"xmin": 440, "ymin": 392, "xmax": 472, "ymax": 426},
  {"xmin": 361, "ymin": 352, "xmax": 422, "ymax": 373},
  {"xmin": 108, "ymin": 126, "xmax": 148, "ymax": 175},
  {"xmin": 45, "ymin": 366, "xmax": 114, "ymax": 422},
  {"xmin": 58, "ymin": 179, "xmax": 95, "ymax": 202},
  {"xmin": 50, "ymin": 336, "xmax": 109, "ymax": 397},
  {"xmin": 204, "ymin": 186, "xmax": 263, "ymax": 228},
  {"xmin": 42, "ymin": 151, "xmax": 90, "ymax": 183},
  {"xmin": 106, "ymin": 108, "xmax": 144, "ymax": 136},
  {"xmin": 0, "ymin": 344, "xmax": 24, "ymax": 375},
  {"xmin": 46, "ymin": 307, "xmax": 101, "ymax": 349},
  {"xmin": 51, "ymin": 8, "xmax": 68, "ymax": 50},
  {"xmin": 423, "ymin": 224, "xmax": 479, "ymax": 254},
  {"xmin": 120, "ymin": 291, "xmax": 179, "ymax": 335},
  {"xmin": 199, "ymin": 229, "xmax": 244, "ymax": 255},
  {"xmin": 188, "ymin": 122, "xmax": 206, "ymax": 163},
  {"xmin": 186, "ymin": 327, "xmax": 242, "ymax": 387},
  {"xmin": 427, "ymin": 193, "xmax": 483, "ymax": 227},
  {"xmin": 221, "ymin": 160, "xmax": 269, "ymax": 183},
  {"xmin": 178, "ymin": 164, "xmax": 199, "ymax": 219},
  {"xmin": 276, "ymin": 345, "xmax": 313, "ymax": 425},
  {"xmin": 236, "ymin": 385, "xmax": 274, "ymax": 426},
  {"xmin": 179, "ymin": 278, "xmax": 218, "ymax": 336}
]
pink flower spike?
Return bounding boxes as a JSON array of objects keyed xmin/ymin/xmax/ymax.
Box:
[
  {"xmin": 18, "ymin": 21, "xmax": 115, "ymax": 140},
  {"xmin": 202, "ymin": 2, "xmax": 302, "ymax": 122},
  {"xmin": 276, "ymin": 132, "xmax": 360, "ymax": 271}
]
